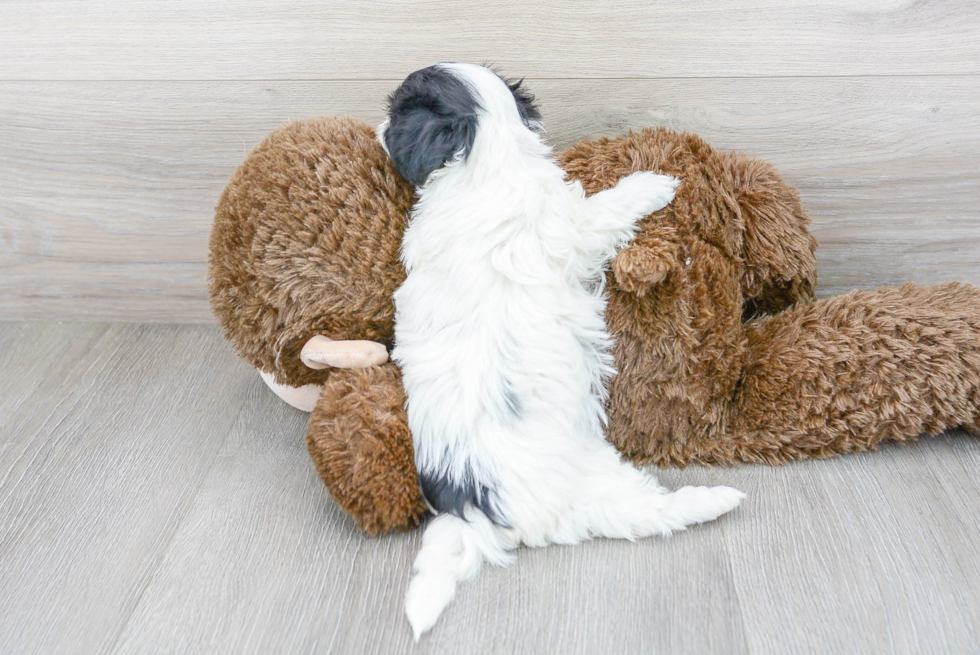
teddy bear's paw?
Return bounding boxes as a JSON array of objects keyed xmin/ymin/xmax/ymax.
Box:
[
  {"xmin": 612, "ymin": 235, "xmax": 681, "ymax": 294},
  {"xmin": 613, "ymin": 248, "xmax": 672, "ymax": 293}
]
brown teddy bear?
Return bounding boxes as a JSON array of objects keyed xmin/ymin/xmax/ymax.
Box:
[{"xmin": 210, "ymin": 116, "xmax": 980, "ymax": 535}]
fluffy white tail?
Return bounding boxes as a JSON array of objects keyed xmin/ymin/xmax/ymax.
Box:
[{"xmin": 405, "ymin": 512, "xmax": 514, "ymax": 641}]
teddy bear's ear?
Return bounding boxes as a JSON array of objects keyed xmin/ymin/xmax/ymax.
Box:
[
  {"xmin": 612, "ymin": 233, "xmax": 681, "ymax": 295},
  {"xmin": 300, "ymin": 335, "xmax": 389, "ymax": 369}
]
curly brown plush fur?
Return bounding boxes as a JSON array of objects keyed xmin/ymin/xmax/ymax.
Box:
[
  {"xmin": 209, "ymin": 116, "xmax": 412, "ymax": 388},
  {"xmin": 306, "ymin": 364, "xmax": 423, "ymax": 534},
  {"xmin": 560, "ymin": 131, "xmax": 980, "ymax": 466},
  {"xmin": 210, "ymin": 116, "xmax": 980, "ymax": 534},
  {"xmin": 210, "ymin": 117, "xmax": 425, "ymax": 533}
]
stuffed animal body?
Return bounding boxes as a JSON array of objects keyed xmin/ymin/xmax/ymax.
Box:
[{"xmin": 210, "ymin": 116, "xmax": 980, "ymax": 535}]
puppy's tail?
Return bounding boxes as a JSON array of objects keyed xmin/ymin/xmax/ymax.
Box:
[{"xmin": 405, "ymin": 511, "xmax": 513, "ymax": 641}]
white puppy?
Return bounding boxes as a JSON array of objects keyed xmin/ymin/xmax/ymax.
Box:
[{"xmin": 378, "ymin": 63, "xmax": 744, "ymax": 640}]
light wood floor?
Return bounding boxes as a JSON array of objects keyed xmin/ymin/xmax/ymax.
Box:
[{"xmin": 3, "ymin": 322, "xmax": 980, "ymax": 654}]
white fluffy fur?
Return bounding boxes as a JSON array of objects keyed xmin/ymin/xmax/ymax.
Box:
[{"xmin": 386, "ymin": 63, "xmax": 744, "ymax": 640}]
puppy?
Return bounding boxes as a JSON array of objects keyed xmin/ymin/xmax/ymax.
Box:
[{"xmin": 378, "ymin": 63, "xmax": 744, "ymax": 640}]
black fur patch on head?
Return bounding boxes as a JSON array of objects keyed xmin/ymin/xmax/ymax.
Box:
[
  {"xmin": 382, "ymin": 65, "xmax": 480, "ymax": 186},
  {"xmin": 418, "ymin": 461, "xmax": 509, "ymax": 527}
]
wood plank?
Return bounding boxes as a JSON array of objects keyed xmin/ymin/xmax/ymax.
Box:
[
  {"xmin": 1, "ymin": 0, "xmax": 978, "ymax": 80},
  {"xmin": 0, "ymin": 324, "xmax": 256, "ymax": 654},
  {"xmin": 110, "ymin": 388, "xmax": 745, "ymax": 654},
  {"xmin": 720, "ymin": 433, "xmax": 980, "ymax": 653},
  {"xmin": 1, "ymin": 76, "xmax": 978, "ymax": 321},
  {"xmin": 0, "ymin": 323, "xmax": 108, "ymax": 442},
  {"xmin": 4, "ymin": 323, "xmax": 980, "ymax": 651}
]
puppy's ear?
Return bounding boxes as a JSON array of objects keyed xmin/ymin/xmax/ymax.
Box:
[
  {"xmin": 382, "ymin": 105, "xmax": 477, "ymax": 186},
  {"xmin": 504, "ymin": 78, "xmax": 543, "ymax": 131},
  {"xmin": 483, "ymin": 64, "xmax": 542, "ymax": 131}
]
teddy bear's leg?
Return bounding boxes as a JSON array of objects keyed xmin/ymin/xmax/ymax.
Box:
[
  {"xmin": 722, "ymin": 282, "xmax": 980, "ymax": 464},
  {"xmin": 723, "ymin": 154, "xmax": 819, "ymax": 317},
  {"xmin": 306, "ymin": 362, "xmax": 427, "ymax": 534}
]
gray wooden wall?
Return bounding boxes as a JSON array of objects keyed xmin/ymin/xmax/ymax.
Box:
[{"xmin": 1, "ymin": 1, "xmax": 978, "ymax": 322}]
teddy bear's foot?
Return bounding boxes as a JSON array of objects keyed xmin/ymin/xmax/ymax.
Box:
[
  {"xmin": 306, "ymin": 363, "xmax": 427, "ymax": 534},
  {"xmin": 730, "ymin": 282, "xmax": 980, "ymax": 462}
]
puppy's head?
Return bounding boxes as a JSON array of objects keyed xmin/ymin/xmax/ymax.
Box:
[{"xmin": 378, "ymin": 63, "xmax": 542, "ymax": 186}]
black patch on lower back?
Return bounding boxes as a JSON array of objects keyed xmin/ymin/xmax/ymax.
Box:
[{"xmin": 418, "ymin": 464, "xmax": 509, "ymax": 527}]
